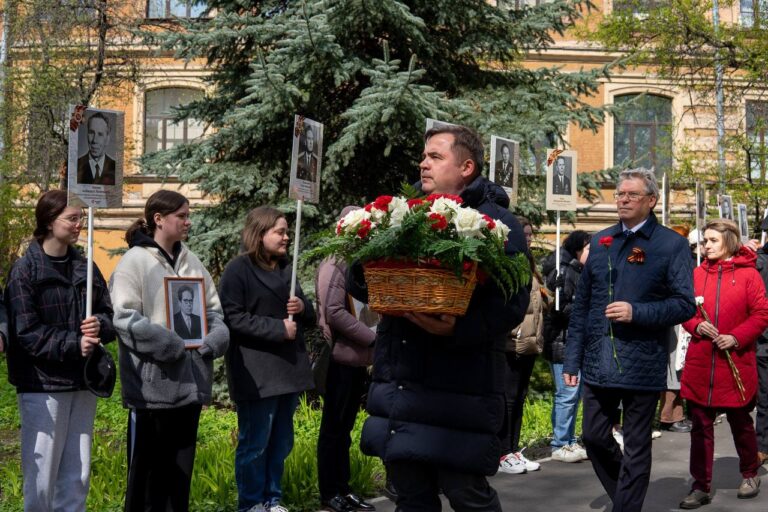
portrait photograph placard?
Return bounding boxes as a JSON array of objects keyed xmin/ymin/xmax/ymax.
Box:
[
  {"xmin": 718, "ymin": 194, "xmax": 734, "ymax": 220},
  {"xmin": 289, "ymin": 115, "xmax": 323, "ymax": 204},
  {"xmin": 425, "ymin": 118, "xmax": 459, "ymax": 133},
  {"xmin": 489, "ymin": 136, "xmax": 519, "ymax": 206},
  {"xmin": 737, "ymin": 203, "xmax": 749, "ymax": 241},
  {"xmin": 695, "ymin": 181, "xmax": 706, "ymax": 225},
  {"xmin": 67, "ymin": 105, "xmax": 124, "ymax": 209},
  {"xmin": 164, "ymin": 277, "xmax": 208, "ymax": 349},
  {"xmin": 545, "ymin": 149, "xmax": 578, "ymax": 211}
]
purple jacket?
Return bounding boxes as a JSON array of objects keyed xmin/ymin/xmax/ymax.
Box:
[{"xmin": 315, "ymin": 257, "xmax": 375, "ymax": 367}]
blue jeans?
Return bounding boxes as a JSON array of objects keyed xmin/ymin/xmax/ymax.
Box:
[
  {"xmin": 550, "ymin": 363, "xmax": 582, "ymax": 449},
  {"xmin": 235, "ymin": 393, "xmax": 299, "ymax": 510}
]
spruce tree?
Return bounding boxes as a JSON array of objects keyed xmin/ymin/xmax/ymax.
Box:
[{"xmin": 142, "ymin": 0, "xmax": 612, "ymax": 276}]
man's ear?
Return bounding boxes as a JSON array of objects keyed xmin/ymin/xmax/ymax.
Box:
[
  {"xmin": 461, "ymin": 159, "xmax": 476, "ymax": 181},
  {"xmin": 649, "ymin": 195, "xmax": 659, "ymax": 209}
]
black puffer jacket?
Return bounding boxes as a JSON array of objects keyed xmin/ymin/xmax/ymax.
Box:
[
  {"xmin": 355, "ymin": 177, "xmax": 530, "ymax": 476},
  {"xmin": 542, "ymin": 248, "xmax": 583, "ymax": 364},
  {"xmin": 5, "ymin": 240, "xmax": 115, "ymax": 392}
]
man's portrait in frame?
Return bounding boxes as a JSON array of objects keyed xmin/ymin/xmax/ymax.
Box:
[{"xmin": 164, "ymin": 277, "xmax": 208, "ymax": 348}]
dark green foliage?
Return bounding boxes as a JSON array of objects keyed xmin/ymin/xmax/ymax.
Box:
[{"xmin": 141, "ymin": 0, "xmax": 612, "ymax": 277}]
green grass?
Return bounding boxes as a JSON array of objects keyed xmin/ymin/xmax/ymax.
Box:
[{"xmin": 0, "ymin": 350, "xmax": 573, "ymax": 511}]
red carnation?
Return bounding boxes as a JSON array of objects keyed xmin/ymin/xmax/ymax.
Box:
[
  {"xmin": 373, "ymin": 195, "xmax": 393, "ymax": 211},
  {"xmin": 425, "ymin": 193, "xmax": 463, "ymax": 204},
  {"xmin": 357, "ymin": 219, "xmax": 373, "ymax": 238},
  {"xmin": 364, "ymin": 203, "xmax": 374, "ymax": 212},
  {"xmin": 482, "ymin": 214, "xmax": 496, "ymax": 230},
  {"xmin": 407, "ymin": 198, "xmax": 425, "ymax": 208},
  {"xmin": 428, "ymin": 213, "xmax": 448, "ymax": 231},
  {"xmin": 336, "ymin": 221, "xmax": 343, "ymax": 235},
  {"xmin": 599, "ymin": 236, "xmax": 613, "ymax": 248}
]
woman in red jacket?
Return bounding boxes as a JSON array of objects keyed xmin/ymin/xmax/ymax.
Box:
[{"xmin": 679, "ymin": 219, "xmax": 768, "ymax": 509}]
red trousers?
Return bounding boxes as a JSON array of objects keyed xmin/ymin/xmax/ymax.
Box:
[{"xmin": 688, "ymin": 399, "xmax": 760, "ymax": 493}]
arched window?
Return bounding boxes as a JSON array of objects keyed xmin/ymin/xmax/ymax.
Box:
[
  {"xmin": 144, "ymin": 88, "xmax": 204, "ymax": 154},
  {"xmin": 613, "ymin": 94, "xmax": 672, "ymax": 175}
]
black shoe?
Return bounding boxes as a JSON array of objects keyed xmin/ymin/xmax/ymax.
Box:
[
  {"xmin": 661, "ymin": 420, "xmax": 692, "ymax": 433},
  {"xmin": 322, "ymin": 495, "xmax": 354, "ymax": 512},
  {"xmin": 679, "ymin": 489, "xmax": 711, "ymax": 509},
  {"xmin": 382, "ymin": 479, "xmax": 397, "ymax": 501},
  {"xmin": 345, "ymin": 493, "xmax": 375, "ymax": 511}
]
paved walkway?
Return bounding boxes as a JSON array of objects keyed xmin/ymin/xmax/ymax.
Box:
[{"xmin": 368, "ymin": 419, "xmax": 768, "ymax": 511}]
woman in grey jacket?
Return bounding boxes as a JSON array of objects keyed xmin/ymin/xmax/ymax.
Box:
[
  {"xmin": 109, "ymin": 190, "xmax": 229, "ymax": 512},
  {"xmin": 219, "ymin": 206, "xmax": 315, "ymax": 512}
]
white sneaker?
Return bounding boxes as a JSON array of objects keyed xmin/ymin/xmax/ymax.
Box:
[
  {"xmin": 570, "ymin": 443, "xmax": 588, "ymax": 460},
  {"xmin": 613, "ymin": 428, "xmax": 624, "ymax": 452},
  {"xmin": 552, "ymin": 444, "xmax": 583, "ymax": 463},
  {"xmin": 515, "ymin": 449, "xmax": 541, "ymax": 471},
  {"xmin": 651, "ymin": 429, "xmax": 662, "ymax": 439},
  {"xmin": 268, "ymin": 505, "xmax": 288, "ymax": 512},
  {"xmin": 499, "ymin": 453, "xmax": 527, "ymax": 474}
]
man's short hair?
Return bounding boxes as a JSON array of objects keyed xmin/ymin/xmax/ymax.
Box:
[
  {"xmin": 501, "ymin": 143, "xmax": 509, "ymax": 153},
  {"xmin": 177, "ymin": 285, "xmax": 194, "ymax": 302},
  {"xmin": 87, "ymin": 112, "xmax": 111, "ymax": 134},
  {"xmin": 617, "ymin": 167, "xmax": 659, "ymax": 199},
  {"xmin": 424, "ymin": 125, "xmax": 484, "ymax": 176}
]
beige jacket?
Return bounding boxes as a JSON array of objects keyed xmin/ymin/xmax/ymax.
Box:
[{"xmin": 506, "ymin": 278, "xmax": 546, "ymax": 355}]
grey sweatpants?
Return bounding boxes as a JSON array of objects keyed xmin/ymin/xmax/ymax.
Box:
[{"xmin": 18, "ymin": 390, "xmax": 97, "ymax": 512}]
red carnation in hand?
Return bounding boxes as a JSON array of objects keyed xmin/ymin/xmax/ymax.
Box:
[
  {"xmin": 357, "ymin": 219, "xmax": 373, "ymax": 238},
  {"xmin": 429, "ymin": 213, "xmax": 448, "ymax": 231},
  {"xmin": 599, "ymin": 236, "xmax": 613, "ymax": 248},
  {"xmin": 426, "ymin": 193, "xmax": 463, "ymax": 204},
  {"xmin": 482, "ymin": 214, "xmax": 496, "ymax": 230},
  {"xmin": 372, "ymin": 195, "xmax": 393, "ymax": 211}
]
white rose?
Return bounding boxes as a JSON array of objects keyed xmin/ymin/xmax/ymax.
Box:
[
  {"xmin": 339, "ymin": 208, "xmax": 372, "ymax": 234},
  {"xmin": 695, "ymin": 296, "xmax": 704, "ymax": 306},
  {"xmin": 452, "ymin": 208, "xmax": 484, "ymax": 238},
  {"xmin": 369, "ymin": 207, "xmax": 387, "ymax": 223},
  {"xmin": 493, "ymin": 220, "xmax": 511, "ymax": 241},
  {"xmin": 430, "ymin": 197, "xmax": 461, "ymax": 220},
  {"xmin": 388, "ymin": 197, "xmax": 409, "ymax": 228}
]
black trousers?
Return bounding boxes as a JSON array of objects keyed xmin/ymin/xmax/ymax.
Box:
[
  {"xmin": 581, "ymin": 384, "xmax": 658, "ymax": 512},
  {"xmin": 757, "ymin": 355, "xmax": 768, "ymax": 453},
  {"xmin": 499, "ymin": 352, "xmax": 537, "ymax": 455},
  {"xmin": 317, "ymin": 359, "xmax": 368, "ymax": 501},
  {"xmin": 125, "ymin": 404, "xmax": 202, "ymax": 512},
  {"xmin": 388, "ymin": 460, "xmax": 501, "ymax": 512}
]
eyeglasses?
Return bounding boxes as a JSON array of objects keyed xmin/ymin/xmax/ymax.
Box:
[
  {"xmin": 613, "ymin": 191, "xmax": 650, "ymax": 202},
  {"xmin": 56, "ymin": 214, "xmax": 85, "ymax": 225}
]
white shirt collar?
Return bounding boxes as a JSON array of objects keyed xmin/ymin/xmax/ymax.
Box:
[
  {"xmin": 88, "ymin": 155, "xmax": 106, "ymax": 178},
  {"xmin": 622, "ymin": 217, "xmax": 649, "ymax": 233}
]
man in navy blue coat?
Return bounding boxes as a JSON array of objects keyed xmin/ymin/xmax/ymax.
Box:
[
  {"xmin": 355, "ymin": 125, "xmax": 530, "ymax": 511},
  {"xmin": 564, "ymin": 168, "xmax": 695, "ymax": 512}
]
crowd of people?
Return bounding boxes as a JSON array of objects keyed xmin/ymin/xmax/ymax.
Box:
[{"xmin": 2, "ymin": 124, "xmax": 768, "ymax": 512}]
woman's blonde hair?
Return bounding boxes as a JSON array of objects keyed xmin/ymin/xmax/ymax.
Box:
[{"xmin": 703, "ymin": 219, "xmax": 741, "ymax": 258}]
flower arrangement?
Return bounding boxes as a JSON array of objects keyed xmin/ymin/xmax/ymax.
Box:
[
  {"xmin": 309, "ymin": 194, "xmax": 530, "ymax": 312},
  {"xmin": 694, "ymin": 296, "xmax": 746, "ymax": 401},
  {"xmin": 599, "ymin": 235, "xmax": 622, "ymax": 373}
]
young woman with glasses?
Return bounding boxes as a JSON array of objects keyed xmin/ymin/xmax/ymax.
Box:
[{"xmin": 5, "ymin": 189, "xmax": 115, "ymax": 511}]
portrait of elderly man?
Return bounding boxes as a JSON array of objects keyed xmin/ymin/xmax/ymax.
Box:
[
  {"xmin": 77, "ymin": 112, "xmax": 117, "ymax": 185},
  {"xmin": 495, "ymin": 143, "xmax": 514, "ymax": 187},
  {"xmin": 352, "ymin": 124, "xmax": 530, "ymax": 511},
  {"xmin": 296, "ymin": 125, "xmax": 319, "ymax": 182},
  {"xmin": 552, "ymin": 156, "xmax": 572, "ymax": 195},
  {"xmin": 564, "ymin": 168, "xmax": 695, "ymax": 512},
  {"xmin": 173, "ymin": 285, "xmax": 202, "ymax": 340}
]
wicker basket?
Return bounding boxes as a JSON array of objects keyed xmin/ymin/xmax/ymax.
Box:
[{"xmin": 362, "ymin": 263, "xmax": 478, "ymax": 316}]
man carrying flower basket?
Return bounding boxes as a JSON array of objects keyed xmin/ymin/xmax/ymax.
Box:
[
  {"xmin": 563, "ymin": 168, "xmax": 696, "ymax": 512},
  {"xmin": 346, "ymin": 125, "xmax": 530, "ymax": 511}
]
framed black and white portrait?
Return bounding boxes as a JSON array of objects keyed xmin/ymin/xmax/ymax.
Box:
[
  {"xmin": 67, "ymin": 106, "xmax": 124, "ymax": 208},
  {"xmin": 545, "ymin": 149, "xmax": 578, "ymax": 211},
  {"xmin": 719, "ymin": 194, "xmax": 733, "ymax": 220},
  {"xmin": 164, "ymin": 277, "xmax": 208, "ymax": 349},
  {"xmin": 489, "ymin": 136, "xmax": 519, "ymax": 205},
  {"xmin": 737, "ymin": 203, "xmax": 749, "ymax": 241},
  {"xmin": 289, "ymin": 115, "xmax": 323, "ymax": 204}
]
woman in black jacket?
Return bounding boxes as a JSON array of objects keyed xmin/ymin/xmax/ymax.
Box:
[
  {"xmin": 219, "ymin": 206, "xmax": 315, "ymax": 512},
  {"xmin": 542, "ymin": 230, "xmax": 591, "ymax": 463},
  {"xmin": 5, "ymin": 189, "xmax": 115, "ymax": 511}
]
